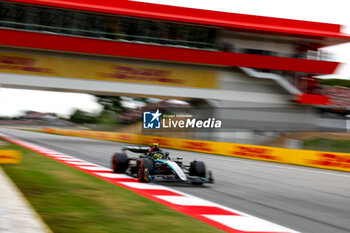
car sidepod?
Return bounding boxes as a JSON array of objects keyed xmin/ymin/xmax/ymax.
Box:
[{"xmin": 157, "ymin": 160, "xmax": 187, "ymax": 182}]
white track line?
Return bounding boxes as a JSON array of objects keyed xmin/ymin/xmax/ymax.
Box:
[
  {"xmin": 94, "ymin": 173, "xmax": 133, "ymax": 179},
  {"xmin": 120, "ymin": 182, "xmax": 171, "ymax": 190},
  {"xmin": 154, "ymin": 195, "xmax": 220, "ymax": 207},
  {"xmin": 203, "ymin": 215, "xmax": 300, "ymax": 233},
  {"xmin": 77, "ymin": 166, "xmax": 112, "ymax": 171},
  {"xmin": 66, "ymin": 161, "xmax": 96, "ymax": 166}
]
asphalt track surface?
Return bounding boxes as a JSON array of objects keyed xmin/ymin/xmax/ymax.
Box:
[{"xmin": 2, "ymin": 128, "xmax": 350, "ymax": 233}]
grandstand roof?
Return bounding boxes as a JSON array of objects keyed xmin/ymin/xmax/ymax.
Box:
[{"xmin": 10, "ymin": 0, "xmax": 350, "ymax": 46}]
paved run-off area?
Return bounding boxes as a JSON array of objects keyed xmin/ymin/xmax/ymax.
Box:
[
  {"xmin": 0, "ymin": 166, "xmax": 51, "ymax": 233},
  {"xmin": 1, "ymin": 128, "xmax": 350, "ymax": 233}
]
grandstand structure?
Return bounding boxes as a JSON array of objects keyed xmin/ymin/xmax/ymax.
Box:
[{"xmin": 0, "ymin": 0, "xmax": 350, "ymax": 138}]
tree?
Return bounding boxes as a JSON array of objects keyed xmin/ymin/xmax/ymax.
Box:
[
  {"xmin": 95, "ymin": 95, "xmax": 125, "ymax": 113},
  {"xmin": 70, "ymin": 109, "xmax": 95, "ymax": 124},
  {"xmin": 320, "ymin": 79, "xmax": 350, "ymax": 88},
  {"xmin": 95, "ymin": 110, "xmax": 116, "ymax": 124},
  {"xmin": 132, "ymin": 97, "xmax": 149, "ymax": 104}
]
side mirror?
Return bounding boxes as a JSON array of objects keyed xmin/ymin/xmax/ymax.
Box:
[{"xmin": 176, "ymin": 157, "xmax": 183, "ymax": 160}]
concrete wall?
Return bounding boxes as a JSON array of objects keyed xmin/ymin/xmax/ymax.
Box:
[
  {"xmin": 189, "ymin": 98, "xmax": 316, "ymax": 143},
  {"xmin": 219, "ymin": 69, "xmax": 288, "ymax": 94},
  {"xmin": 219, "ymin": 31, "xmax": 299, "ymax": 54}
]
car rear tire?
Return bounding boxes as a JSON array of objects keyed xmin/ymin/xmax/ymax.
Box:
[
  {"xmin": 112, "ymin": 153, "xmax": 128, "ymax": 173},
  {"xmin": 137, "ymin": 158, "xmax": 154, "ymax": 182},
  {"xmin": 189, "ymin": 160, "xmax": 206, "ymax": 178}
]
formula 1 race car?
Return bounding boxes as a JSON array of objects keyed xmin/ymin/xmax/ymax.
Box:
[{"xmin": 111, "ymin": 143, "xmax": 213, "ymax": 185}]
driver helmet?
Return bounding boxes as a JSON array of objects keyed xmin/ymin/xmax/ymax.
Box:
[
  {"xmin": 150, "ymin": 143, "xmax": 160, "ymax": 152},
  {"xmin": 153, "ymin": 153, "xmax": 162, "ymax": 160}
]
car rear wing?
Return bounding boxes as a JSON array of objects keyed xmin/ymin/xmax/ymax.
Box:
[{"xmin": 122, "ymin": 145, "xmax": 150, "ymax": 153}]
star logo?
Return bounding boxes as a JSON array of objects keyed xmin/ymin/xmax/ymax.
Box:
[
  {"xmin": 143, "ymin": 109, "xmax": 162, "ymax": 129},
  {"xmin": 150, "ymin": 109, "xmax": 162, "ymax": 122}
]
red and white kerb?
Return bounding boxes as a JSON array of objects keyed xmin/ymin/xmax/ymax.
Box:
[{"xmin": 1, "ymin": 134, "xmax": 300, "ymax": 233}]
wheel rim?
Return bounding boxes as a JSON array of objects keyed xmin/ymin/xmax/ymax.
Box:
[{"xmin": 144, "ymin": 168, "xmax": 149, "ymax": 182}]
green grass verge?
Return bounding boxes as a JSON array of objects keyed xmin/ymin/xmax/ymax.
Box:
[
  {"xmin": 303, "ymin": 138, "xmax": 350, "ymax": 153},
  {"xmin": 1, "ymin": 142, "xmax": 223, "ymax": 233}
]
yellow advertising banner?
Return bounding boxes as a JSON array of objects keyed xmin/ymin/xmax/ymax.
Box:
[
  {"xmin": 0, "ymin": 51, "xmax": 217, "ymax": 88},
  {"xmin": 42, "ymin": 128, "xmax": 350, "ymax": 173},
  {"xmin": 42, "ymin": 128, "xmax": 137, "ymax": 143},
  {"xmin": 0, "ymin": 150, "xmax": 21, "ymax": 164}
]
